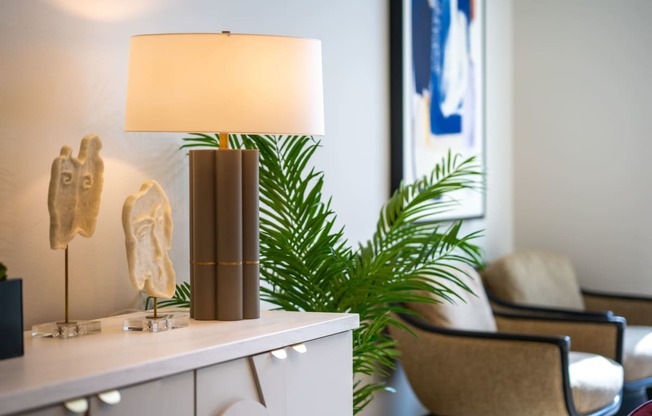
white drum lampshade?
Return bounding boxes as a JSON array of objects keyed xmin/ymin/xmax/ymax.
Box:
[{"xmin": 125, "ymin": 32, "xmax": 325, "ymax": 136}]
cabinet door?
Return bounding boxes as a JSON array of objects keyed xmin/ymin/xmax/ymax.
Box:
[
  {"xmin": 251, "ymin": 331, "xmax": 353, "ymax": 416},
  {"xmin": 89, "ymin": 371, "xmax": 193, "ymax": 415},
  {"xmin": 196, "ymin": 357, "xmax": 265, "ymax": 416}
]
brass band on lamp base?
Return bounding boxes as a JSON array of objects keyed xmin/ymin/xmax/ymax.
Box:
[{"xmin": 189, "ymin": 145, "xmax": 260, "ymax": 321}]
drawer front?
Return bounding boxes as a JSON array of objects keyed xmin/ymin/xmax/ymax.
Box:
[
  {"xmin": 90, "ymin": 371, "xmax": 194, "ymax": 415},
  {"xmin": 16, "ymin": 371, "xmax": 193, "ymax": 416}
]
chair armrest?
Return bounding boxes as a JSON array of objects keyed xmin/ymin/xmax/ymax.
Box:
[
  {"xmin": 390, "ymin": 312, "xmax": 578, "ymax": 415},
  {"xmin": 494, "ymin": 311, "xmax": 625, "ymax": 363},
  {"xmin": 582, "ymin": 289, "xmax": 652, "ymax": 325},
  {"xmin": 485, "ymin": 287, "xmax": 613, "ymax": 319}
]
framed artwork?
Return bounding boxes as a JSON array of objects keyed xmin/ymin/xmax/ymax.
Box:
[{"xmin": 390, "ymin": 0, "xmax": 485, "ymax": 221}]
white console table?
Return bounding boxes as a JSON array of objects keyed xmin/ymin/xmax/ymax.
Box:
[{"xmin": 0, "ymin": 310, "xmax": 359, "ymax": 416}]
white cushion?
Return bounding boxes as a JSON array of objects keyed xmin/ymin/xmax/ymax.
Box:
[
  {"xmin": 569, "ymin": 351, "xmax": 623, "ymax": 414},
  {"xmin": 623, "ymin": 325, "xmax": 652, "ymax": 381}
]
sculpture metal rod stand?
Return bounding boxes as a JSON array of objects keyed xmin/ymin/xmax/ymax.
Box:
[
  {"xmin": 64, "ymin": 246, "xmax": 69, "ymax": 324},
  {"xmin": 31, "ymin": 246, "xmax": 102, "ymax": 339}
]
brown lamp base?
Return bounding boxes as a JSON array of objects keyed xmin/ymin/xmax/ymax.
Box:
[{"xmin": 189, "ymin": 146, "xmax": 260, "ymax": 321}]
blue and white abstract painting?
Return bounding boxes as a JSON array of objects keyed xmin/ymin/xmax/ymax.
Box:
[{"xmin": 402, "ymin": 0, "xmax": 484, "ymax": 220}]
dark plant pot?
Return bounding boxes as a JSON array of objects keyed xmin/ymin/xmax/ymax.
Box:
[{"xmin": 0, "ymin": 278, "xmax": 24, "ymax": 360}]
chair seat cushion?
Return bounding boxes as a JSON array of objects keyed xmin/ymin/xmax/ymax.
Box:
[
  {"xmin": 569, "ymin": 351, "xmax": 623, "ymax": 414},
  {"xmin": 624, "ymin": 326, "xmax": 652, "ymax": 381}
]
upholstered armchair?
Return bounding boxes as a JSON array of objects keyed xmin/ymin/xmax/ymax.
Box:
[
  {"xmin": 389, "ymin": 265, "xmax": 624, "ymax": 416},
  {"xmin": 481, "ymin": 251, "xmax": 652, "ymax": 413}
]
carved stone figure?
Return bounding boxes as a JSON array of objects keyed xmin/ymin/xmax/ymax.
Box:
[
  {"xmin": 48, "ymin": 135, "xmax": 104, "ymax": 249},
  {"xmin": 122, "ymin": 180, "xmax": 175, "ymax": 298}
]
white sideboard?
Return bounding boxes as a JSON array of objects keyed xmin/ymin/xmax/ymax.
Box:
[{"xmin": 0, "ymin": 310, "xmax": 359, "ymax": 416}]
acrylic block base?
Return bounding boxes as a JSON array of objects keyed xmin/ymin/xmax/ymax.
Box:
[
  {"xmin": 32, "ymin": 320, "xmax": 101, "ymax": 339},
  {"xmin": 123, "ymin": 312, "xmax": 189, "ymax": 333}
]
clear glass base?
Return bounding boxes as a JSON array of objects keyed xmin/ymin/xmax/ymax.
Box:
[
  {"xmin": 32, "ymin": 320, "xmax": 102, "ymax": 339},
  {"xmin": 123, "ymin": 312, "xmax": 189, "ymax": 333}
]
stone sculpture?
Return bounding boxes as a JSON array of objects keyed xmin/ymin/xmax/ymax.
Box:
[
  {"xmin": 122, "ymin": 180, "xmax": 175, "ymax": 298},
  {"xmin": 48, "ymin": 135, "xmax": 104, "ymax": 250}
]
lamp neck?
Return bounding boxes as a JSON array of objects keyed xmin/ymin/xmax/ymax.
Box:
[{"xmin": 219, "ymin": 132, "xmax": 229, "ymax": 150}]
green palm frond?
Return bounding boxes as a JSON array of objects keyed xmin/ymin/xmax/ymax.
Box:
[{"xmin": 180, "ymin": 134, "xmax": 484, "ymax": 413}]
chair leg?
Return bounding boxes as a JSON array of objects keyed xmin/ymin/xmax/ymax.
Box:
[{"xmin": 617, "ymin": 386, "xmax": 648, "ymax": 416}]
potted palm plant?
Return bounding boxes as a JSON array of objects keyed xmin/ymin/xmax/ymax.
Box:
[
  {"xmin": 180, "ymin": 134, "xmax": 483, "ymax": 414},
  {"xmin": 0, "ymin": 263, "xmax": 24, "ymax": 360}
]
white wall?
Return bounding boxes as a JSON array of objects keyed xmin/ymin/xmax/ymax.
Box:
[
  {"xmin": 513, "ymin": 0, "xmax": 652, "ymax": 293},
  {"xmin": 477, "ymin": 0, "xmax": 514, "ymax": 261}
]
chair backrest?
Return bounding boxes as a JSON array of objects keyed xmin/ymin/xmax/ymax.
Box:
[
  {"xmin": 406, "ymin": 265, "xmax": 497, "ymax": 332},
  {"xmin": 482, "ymin": 251, "xmax": 585, "ymax": 310}
]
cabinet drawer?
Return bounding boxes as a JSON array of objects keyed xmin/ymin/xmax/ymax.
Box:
[
  {"xmin": 16, "ymin": 371, "xmax": 193, "ymax": 416},
  {"xmin": 90, "ymin": 371, "xmax": 193, "ymax": 415}
]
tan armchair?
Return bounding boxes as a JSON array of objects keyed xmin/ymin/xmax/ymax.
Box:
[
  {"xmin": 482, "ymin": 251, "xmax": 652, "ymax": 414},
  {"xmin": 389, "ymin": 265, "xmax": 624, "ymax": 416}
]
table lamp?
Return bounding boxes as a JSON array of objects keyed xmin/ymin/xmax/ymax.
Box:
[{"xmin": 125, "ymin": 32, "xmax": 324, "ymax": 320}]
